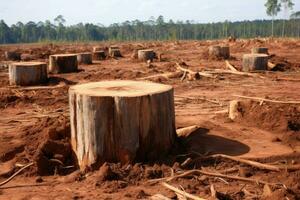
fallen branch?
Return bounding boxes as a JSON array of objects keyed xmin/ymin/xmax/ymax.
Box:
[
  {"xmin": 161, "ymin": 182, "xmax": 206, "ymax": 200},
  {"xmin": 275, "ymin": 77, "xmax": 300, "ymax": 82},
  {"xmin": 206, "ymin": 69, "xmax": 265, "ymax": 79},
  {"xmin": 175, "ymin": 63, "xmax": 216, "ymax": 79},
  {"xmin": 233, "ymin": 94, "xmax": 300, "ymax": 104},
  {"xmin": 267, "ymin": 62, "xmax": 277, "ymax": 70},
  {"xmin": 225, "ymin": 60, "xmax": 238, "ymax": 72},
  {"xmin": 153, "ymin": 169, "xmax": 282, "ymax": 187},
  {"xmin": 0, "ymin": 162, "xmax": 34, "ymax": 187}
]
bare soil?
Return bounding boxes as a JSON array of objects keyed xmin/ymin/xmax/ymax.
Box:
[{"xmin": 0, "ymin": 38, "xmax": 300, "ymax": 200}]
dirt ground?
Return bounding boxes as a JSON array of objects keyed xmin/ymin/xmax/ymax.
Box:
[{"xmin": 0, "ymin": 38, "xmax": 300, "ymax": 200}]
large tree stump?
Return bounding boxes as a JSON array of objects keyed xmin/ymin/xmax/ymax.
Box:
[
  {"xmin": 251, "ymin": 47, "xmax": 268, "ymax": 54},
  {"xmin": 93, "ymin": 51, "xmax": 106, "ymax": 60},
  {"xmin": 109, "ymin": 46, "xmax": 122, "ymax": 57},
  {"xmin": 77, "ymin": 53, "xmax": 92, "ymax": 65},
  {"xmin": 69, "ymin": 80, "xmax": 177, "ymax": 170},
  {"xmin": 242, "ymin": 54, "xmax": 268, "ymax": 72},
  {"xmin": 5, "ymin": 51, "xmax": 21, "ymax": 61},
  {"xmin": 9, "ymin": 62, "xmax": 48, "ymax": 86},
  {"xmin": 208, "ymin": 46, "xmax": 230, "ymax": 59},
  {"xmin": 138, "ymin": 49, "xmax": 156, "ymax": 62},
  {"xmin": 49, "ymin": 54, "xmax": 78, "ymax": 73}
]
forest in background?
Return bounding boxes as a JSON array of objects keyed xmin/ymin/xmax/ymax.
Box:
[{"xmin": 0, "ymin": 0, "xmax": 300, "ymax": 44}]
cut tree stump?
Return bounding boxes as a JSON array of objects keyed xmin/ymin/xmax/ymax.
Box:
[
  {"xmin": 77, "ymin": 53, "xmax": 92, "ymax": 65},
  {"xmin": 93, "ymin": 47, "xmax": 103, "ymax": 52},
  {"xmin": 9, "ymin": 62, "xmax": 48, "ymax": 86},
  {"xmin": 242, "ymin": 54, "xmax": 268, "ymax": 72},
  {"xmin": 251, "ymin": 47, "xmax": 269, "ymax": 54},
  {"xmin": 92, "ymin": 51, "xmax": 106, "ymax": 60},
  {"xmin": 69, "ymin": 80, "xmax": 177, "ymax": 170},
  {"xmin": 208, "ymin": 46, "xmax": 230, "ymax": 59},
  {"xmin": 138, "ymin": 49, "xmax": 156, "ymax": 62},
  {"xmin": 5, "ymin": 51, "xmax": 21, "ymax": 61},
  {"xmin": 109, "ymin": 46, "xmax": 122, "ymax": 57},
  {"xmin": 49, "ymin": 54, "xmax": 78, "ymax": 73}
]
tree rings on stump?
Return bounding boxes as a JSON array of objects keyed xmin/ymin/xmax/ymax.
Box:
[
  {"xmin": 251, "ymin": 47, "xmax": 269, "ymax": 54},
  {"xmin": 242, "ymin": 54, "xmax": 268, "ymax": 72},
  {"xmin": 109, "ymin": 46, "xmax": 122, "ymax": 57},
  {"xmin": 93, "ymin": 51, "xmax": 106, "ymax": 60},
  {"xmin": 9, "ymin": 62, "xmax": 48, "ymax": 86},
  {"xmin": 49, "ymin": 54, "xmax": 78, "ymax": 73},
  {"xmin": 138, "ymin": 49, "xmax": 156, "ymax": 62},
  {"xmin": 69, "ymin": 80, "xmax": 177, "ymax": 170},
  {"xmin": 77, "ymin": 53, "xmax": 92, "ymax": 65},
  {"xmin": 208, "ymin": 46, "xmax": 230, "ymax": 59}
]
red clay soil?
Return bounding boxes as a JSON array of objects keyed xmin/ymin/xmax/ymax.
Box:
[{"xmin": 0, "ymin": 38, "xmax": 300, "ymax": 199}]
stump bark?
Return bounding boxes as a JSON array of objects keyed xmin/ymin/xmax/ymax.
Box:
[
  {"xmin": 208, "ymin": 46, "xmax": 230, "ymax": 59},
  {"xmin": 5, "ymin": 51, "xmax": 21, "ymax": 61},
  {"xmin": 109, "ymin": 46, "xmax": 122, "ymax": 57},
  {"xmin": 9, "ymin": 62, "xmax": 48, "ymax": 86},
  {"xmin": 138, "ymin": 49, "xmax": 156, "ymax": 62},
  {"xmin": 69, "ymin": 80, "xmax": 177, "ymax": 170},
  {"xmin": 242, "ymin": 54, "xmax": 268, "ymax": 72},
  {"xmin": 49, "ymin": 54, "xmax": 78, "ymax": 73},
  {"xmin": 93, "ymin": 51, "xmax": 106, "ymax": 60},
  {"xmin": 77, "ymin": 53, "xmax": 92, "ymax": 64},
  {"xmin": 251, "ymin": 47, "xmax": 269, "ymax": 54}
]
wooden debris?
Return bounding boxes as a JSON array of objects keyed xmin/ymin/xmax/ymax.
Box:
[
  {"xmin": 225, "ymin": 60, "xmax": 238, "ymax": 72},
  {"xmin": 175, "ymin": 63, "xmax": 216, "ymax": 79},
  {"xmin": 176, "ymin": 125, "xmax": 200, "ymax": 137},
  {"xmin": 161, "ymin": 182, "xmax": 206, "ymax": 200}
]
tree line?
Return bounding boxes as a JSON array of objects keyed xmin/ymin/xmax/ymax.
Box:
[{"xmin": 0, "ymin": 0, "xmax": 300, "ymax": 44}]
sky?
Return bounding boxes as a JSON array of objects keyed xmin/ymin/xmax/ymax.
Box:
[{"xmin": 0, "ymin": 0, "xmax": 300, "ymax": 26}]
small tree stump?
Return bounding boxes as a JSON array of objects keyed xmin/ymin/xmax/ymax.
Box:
[
  {"xmin": 242, "ymin": 54, "xmax": 268, "ymax": 72},
  {"xmin": 9, "ymin": 62, "xmax": 48, "ymax": 86},
  {"xmin": 229, "ymin": 100, "xmax": 241, "ymax": 120},
  {"xmin": 49, "ymin": 54, "xmax": 78, "ymax": 73},
  {"xmin": 5, "ymin": 51, "xmax": 21, "ymax": 61},
  {"xmin": 93, "ymin": 51, "xmax": 106, "ymax": 60},
  {"xmin": 77, "ymin": 53, "xmax": 92, "ymax": 64},
  {"xmin": 93, "ymin": 47, "xmax": 103, "ymax": 52},
  {"xmin": 69, "ymin": 80, "xmax": 177, "ymax": 170},
  {"xmin": 208, "ymin": 46, "xmax": 230, "ymax": 59},
  {"xmin": 138, "ymin": 49, "xmax": 156, "ymax": 62},
  {"xmin": 251, "ymin": 47, "xmax": 269, "ymax": 54},
  {"xmin": 109, "ymin": 46, "xmax": 122, "ymax": 57}
]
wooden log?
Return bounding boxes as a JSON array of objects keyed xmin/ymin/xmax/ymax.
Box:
[
  {"xmin": 138, "ymin": 49, "xmax": 156, "ymax": 62},
  {"xmin": 242, "ymin": 54, "xmax": 268, "ymax": 72},
  {"xmin": 251, "ymin": 47, "xmax": 269, "ymax": 54},
  {"xmin": 69, "ymin": 80, "xmax": 177, "ymax": 170},
  {"xmin": 77, "ymin": 53, "xmax": 92, "ymax": 65},
  {"xmin": 209, "ymin": 46, "xmax": 230, "ymax": 59},
  {"xmin": 5, "ymin": 51, "xmax": 21, "ymax": 61},
  {"xmin": 109, "ymin": 46, "xmax": 122, "ymax": 57},
  {"xmin": 93, "ymin": 51, "xmax": 106, "ymax": 60},
  {"xmin": 49, "ymin": 54, "xmax": 78, "ymax": 73},
  {"xmin": 9, "ymin": 62, "xmax": 48, "ymax": 86}
]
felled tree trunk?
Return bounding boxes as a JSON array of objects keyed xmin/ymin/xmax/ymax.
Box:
[
  {"xmin": 93, "ymin": 51, "xmax": 106, "ymax": 60},
  {"xmin": 77, "ymin": 53, "xmax": 92, "ymax": 64},
  {"xmin": 5, "ymin": 51, "xmax": 21, "ymax": 61},
  {"xmin": 242, "ymin": 54, "xmax": 268, "ymax": 72},
  {"xmin": 49, "ymin": 54, "xmax": 78, "ymax": 73},
  {"xmin": 109, "ymin": 46, "xmax": 122, "ymax": 57},
  {"xmin": 138, "ymin": 49, "xmax": 156, "ymax": 62},
  {"xmin": 69, "ymin": 80, "xmax": 177, "ymax": 170},
  {"xmin": 208, "ymin": 46, "xmax": 230, "ymax": 59},
  {"xmin": 9, "ymin": 62, "xmax": 48, "ymax": 86},
  {"xmin": 251, "ymin": 47, "xmax": 269, "ymax": 54}
]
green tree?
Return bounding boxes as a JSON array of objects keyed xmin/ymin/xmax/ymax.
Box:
[{"xmin": 265, "ymin": 0, "xmax": 281, "ymax": 36}]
